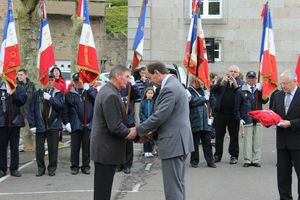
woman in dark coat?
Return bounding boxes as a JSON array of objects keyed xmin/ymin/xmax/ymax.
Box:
[{"xmin": 188, "ymin": 78, "xmax": 216, "ymax": 168}]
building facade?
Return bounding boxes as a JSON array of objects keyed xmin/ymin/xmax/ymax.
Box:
[{"xmin": 128, "ymin": 0, "xmax": 300, "ymax": 75}]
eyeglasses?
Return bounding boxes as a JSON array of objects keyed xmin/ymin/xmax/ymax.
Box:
[{"xmin": 229, "ymin": 70, "xmax": 238, "ymax": 73}]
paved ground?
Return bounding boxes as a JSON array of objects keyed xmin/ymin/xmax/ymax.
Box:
[{"xmin": 0, "ymin": 127, "xmax": 298, "ymax": 200}]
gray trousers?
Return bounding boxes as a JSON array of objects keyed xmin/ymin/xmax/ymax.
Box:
[
  {"xmin": 243, "ymin": 123, "xmax": 262, "ymax": 164},
  {"xmin": 161, "ymin": 155, "xmax": 186, "ymax": 200}
]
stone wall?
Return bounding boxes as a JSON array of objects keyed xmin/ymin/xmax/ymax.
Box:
[{"xmin": 128, "ymin": 0, "xmax": 300, "ymax": 76}]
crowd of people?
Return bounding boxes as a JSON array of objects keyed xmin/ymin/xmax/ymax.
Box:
[{"xmin": 0, "ymin": 62, "xmax": 299, "ymax": 200}]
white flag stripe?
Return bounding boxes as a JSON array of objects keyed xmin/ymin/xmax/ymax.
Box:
[
  {"xmin": 79, "ymin": 24, "xmax": 95, "ymax": 48},
  {"xmin": 39, "ymin": 24, "xmax": 53, "ymax": 53}
]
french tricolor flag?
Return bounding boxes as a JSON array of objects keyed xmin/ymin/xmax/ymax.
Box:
[
  {"xmin": 77, "ymin": 0, "xmax": 85, "ymax": 19},
  {"xmin": 0, "ymin": 0, "xmax": 21, "ymax": 94},
  {"xmin": 132, "ymin": 0, "xmax": 147, "ymax": 72},
  {"xmin": 77, "ymin": 0, "xmax": 100, "ymax": 84},
  {"xmin": 296, "ymin": 53, "xmax": 300, "ymax": 85},
  {"xmin": 37, "ymin": 0, "xmax": 55, "ymax": 86},
  {"xmin": 259, "ymin": 1, "xmax": 278, "ymax": 100},
  {"xmin": 183, "ymin": 0, "xmax": 210, "ymax": 90}
]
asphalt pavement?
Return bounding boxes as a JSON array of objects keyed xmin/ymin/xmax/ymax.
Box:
[{"xmin": 0, "ymin": 127, "xmax": 298, "ymax": 200}]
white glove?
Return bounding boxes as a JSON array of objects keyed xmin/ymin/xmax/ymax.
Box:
[
  {"xmin": 240, "ymin": 119, "xmax": 246, "ymax": 126},
  {"xmin": 83, "ymin": 82, "xmax": 89, "ymax": 91},
  {"xmin": 129, "ymin": 75, "xmax": 136, "ymax": 85},
  {"xmin": 204, "ymin": 90, "xmax": 210, "ymax": 101},
  {"xmin": 30, "ymin": 127, "xmax": 36, "ymax": 133},
  {"xmin": 186, "ymin": 89, "xmax": 192, "ymax": 101},
  {"xmin": 65, "ymin": 123, "xmax": 72, "ymax": 133},
  {"xmin": 43, "ymin": 92, "xmax": 51, "ymax": 100},
  {"xmin": 256, "ymin": 83, "xmax": 262, "ymax": 91}
]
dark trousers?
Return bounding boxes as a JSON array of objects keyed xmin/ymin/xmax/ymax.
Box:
[
  {"xmin": 214, "ymin": 112, "xmax": 240, "ymax": 159},
  {"xmin": 277, "ymin": 148, "xmax": 300, "ymax": 200},
  {"xmin": 0, "ymin": 127, "xmax": 20, "ymax": 172},
  {"xmin": 190, "ymin": 131, "xmax": 214, "ymax": 164},
  {"xmin": 118, "ymin": 140, "xmax": 133, "ymax": 169},
  {"xmin": 94, "ymin": 162, "xmax": 117, "ymax": 200},
  {"xmin": 71, "ymin": 128, "xmax": 90, "ymax": 170},
  {"xmin": 143, "ymin": 140, "xmax": 154, "ymax": 153},
  {"xmin": 35, "ymin": 130, "xmax": 59, "ymax": 173}
]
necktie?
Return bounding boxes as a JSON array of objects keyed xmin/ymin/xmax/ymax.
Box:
[
  {"xmin": 285, "ymin": 93, "xmax": 292, "ymax": 114},
  {"xmin": 250, "ymin": 86, "xmax": 254, "ymax": 94}
]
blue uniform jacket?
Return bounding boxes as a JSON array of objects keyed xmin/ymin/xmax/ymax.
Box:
[
  {"xmin": 234, "ymin": 84, "xmax": 269, "ymax": 124},
  {"xmin": 139, "ymin": 99, "xmax": 155, "ymax": 123},
  {"xmin": 0, "ymin": 85, "xmax": 27, "ymax": 127},
  {"xmin": 64, "ymin": 86, "xmax": 97, "ymax": 132},
  {"xmin": 28, "ymin": 88, "xmax": 64, "ymax": 133}
]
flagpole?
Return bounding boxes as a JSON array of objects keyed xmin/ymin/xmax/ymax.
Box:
[{"xmin": 126, "ymin": 0, "xmax": 146, "ymax": 114}]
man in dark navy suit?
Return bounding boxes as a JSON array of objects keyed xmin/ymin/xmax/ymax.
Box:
[{"xmin": 272, "ymin": 69, "xmax": 300, "ymax": 200}]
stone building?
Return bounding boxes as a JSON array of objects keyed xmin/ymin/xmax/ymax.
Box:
[
  {"xmin": 128, "ymin": 0, "xmax": 300, "ymax": 75},
  {"xmin": 0, "ymin": 0, "xmax": 125, "ymax": 75}
]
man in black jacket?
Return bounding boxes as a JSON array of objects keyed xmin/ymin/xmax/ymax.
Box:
[
  {"xmin": 211, "ymin": 65, "xmax": 244, "ymax": 164},
  {"xmin": 64, "ymin": 73, "xmax": 97, "ymax": 175},
  {"xmin": 17, "ymin": 69, "xmax": 36, "ymax": 152},
  {"xmin": 272, "ymin": 69, "xmax": 300, "ymax": 200},
  {"xmin": 0, "ymin": 82, "xmax": 27, "ymax": 178}
]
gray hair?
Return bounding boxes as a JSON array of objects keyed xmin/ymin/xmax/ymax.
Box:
[
  {"xmin": 280, "ymin": 69, "xmax": 297, "ymax": 81},
  {"xmin": 109, "ymin": 64, "xmax": 130, "ymax": 80},
  {"xmin": 228, "ymin": 65, "xmax": 240, "ymax": 73}
]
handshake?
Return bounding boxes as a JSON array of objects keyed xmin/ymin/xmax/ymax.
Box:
[{"xmin": 126, "ymin": 127, "xmax": 152, "ymax": 143}]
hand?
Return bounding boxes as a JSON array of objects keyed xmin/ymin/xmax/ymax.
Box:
[
  {"xmin": 230, "ymin": 77, "xmax": 238, "ymax": 88},
  {"xmin": 204, "ymin": 90, "xmax": 210, "ymax": 101},
  {"xmin": 65, "ymin": 123, "xmax": 72, "ymax": 133},
  {"xmin": 83, "ymin": 83, "xmax": 90, "ymax": 91},
  {"xmin": 240, "ymin": 119, "xmax": 245, "ymax": 126},
  {"xmin": 278, "ymin": 120, "xmax": 291, "ymax": 128},
  {"xmin": 129, "ymin": 76, "xmax": 136, "ymax": 86},
  {"xmin": 256, "ymin": 83, "xmax": 262, "ymax": 91},
  {"xmin": 30, "ymin": 127, "xmax": 36, "ymax": 133},
  {"xmin": 221, "ymin": 76, "xmax": 228, "ymax": 85},
  {"xmin": 43, "ymin": 92, "xmax": 51, "ymax": 100},
  {"xmin": 126, "ymin": 127, "xmax": 137, "ymax": 140}
]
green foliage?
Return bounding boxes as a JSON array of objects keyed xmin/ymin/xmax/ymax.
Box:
[
  {"xmin": 106, "ymin": 6, "xmax": 127, "ymax": 35},
  {"xmin": 106, "ymin": 0, "xmax": 128, "ymax": 7}
]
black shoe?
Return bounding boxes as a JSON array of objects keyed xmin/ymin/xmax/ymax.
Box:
[
  {"xmin": 243, "ymin": 163, "xmax": 251, "ymax": 167},
  {"xmin": 0, "ymin": 170, "xmax": 7, "ymax": 178},
  {"xmin": 36, "ymin": 170, "xmax": 45, "ymax": 177},
  {"xmin": 82, "ymin": 169, "xmax": 90, "ymax": 175},
  {"xmin": 207, "ymin": 162, "xmax": 217, "ymax": 168},
  {"xmin": 190, "ymin": 162, "xmax": 199, "ymax": 168},
  {"xmin": 10, "ymin": 170, "xmax": 22, "ymax": 177},
  {"xmin": 48, "ymin": 171, "xmax": 56, "ymax": 176},
  {"xmin": 115, "ymin": 166, "xmax": 123, "ymax": 172},
  {"xmin": 229, "ymin": 157, "xmax": 238, "ymax": 164},
  {"xmin": 71, "ymin": 168, "xmax": 79, "ymax": 175},
  {"xmin": 252, "ymin": 163, "xmax": 261, "ymax": 167},
  {"xmin": 214, "ymin": 155, "xmax": 221, "ymax": 163},
  {"xmin": 123, "ymin": 168, "xmax": 131, "ymax": 174}
]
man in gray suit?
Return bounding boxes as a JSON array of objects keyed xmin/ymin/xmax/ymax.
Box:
[
  {"xmin": 90, "ymin": 65, "xmax": 136, "ymax": 200},
  {"xmin": 135, "ymin": 61, "xmax": 194, "ymax": 200}
]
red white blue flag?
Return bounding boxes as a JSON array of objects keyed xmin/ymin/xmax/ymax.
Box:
[
  {"xmin": 259, "ymin": 1, "xmax": 278, "ymax": 100},
  {"xmin": 132, "ymin": 0, "xmax": 147, "ymax": 72},
  {"xmin": 37, "ymin": 0, "xmax": 56, "ymax": 86},
  {"xmin": 77, "ymin": 0, "xmax": 100, "ymax": 84},
  {"xmin": 0, "ymin": 0, "xmax": 21, "ymax": 93},
  {"xmin": 184, "ymin": 0, "xmax": 210, "ymax": 90},
  {"xmin": 77, "ymin": 0, "xmax": 85, "ymax": 18},
  {"xmin": 296, "ymin": 53, "xmax": 300, "ymax": 85}
]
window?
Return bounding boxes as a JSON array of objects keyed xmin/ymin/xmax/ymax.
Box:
[
  {"xmin": 190, "ymin": 0, "xmax": 222, "ymax": 19},
  {"xmin": 214, "ymin": 40, "xmax": 221, "ymax": 62}
]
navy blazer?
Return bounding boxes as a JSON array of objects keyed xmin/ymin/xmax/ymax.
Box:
[{"xmin": 272, "ymin": 87, "xmax": 300, "ymax": 150}]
